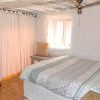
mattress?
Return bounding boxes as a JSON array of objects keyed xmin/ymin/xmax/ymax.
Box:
[
  {"xmin": 20, "ymin": 55, "xmax": 100, "ymax": 100},
  {"xmin": 24, "ymin": 80, "xmax": 71, "ymax": 100}
]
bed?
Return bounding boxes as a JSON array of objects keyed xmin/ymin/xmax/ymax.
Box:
[{"xmin": 20, "ymin": 55, "xmax": 100, "ymax": 100}]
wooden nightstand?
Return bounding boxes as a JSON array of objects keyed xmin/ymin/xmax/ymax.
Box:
[
  {"xmin": 30, "ymin": 56, "xmax": 53, "ymax": 64},
  {"xmin": 81, "ymin": 90, "xmax": 100, "ymax": 100}
]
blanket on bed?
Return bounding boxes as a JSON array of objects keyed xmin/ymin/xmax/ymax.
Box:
[{"xmin": 20, "ymin": 56, "xmax": 100, "ymax": 100}]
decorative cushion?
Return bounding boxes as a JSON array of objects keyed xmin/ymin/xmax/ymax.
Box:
[{"xmin": 35, "ymin": 42, "xmax": 48, "ymax": 57}]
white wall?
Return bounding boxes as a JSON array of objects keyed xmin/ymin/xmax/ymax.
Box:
[
  {"xmin": 36, "ymin": 6, "xmax": 100, "ymax": 61},
  {"xmin": 70, "ymin": 6, "xmax": 100, "ymax": 61}
]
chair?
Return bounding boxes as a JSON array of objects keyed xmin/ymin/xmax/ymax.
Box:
[{"xmin": 31, "ymin": 42, "xmax": 52, "ymax": 64}]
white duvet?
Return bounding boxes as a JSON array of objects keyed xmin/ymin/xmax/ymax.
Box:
[{"xmin": 20, "ymin": 55, "xmax": 100, "ymax": 100}]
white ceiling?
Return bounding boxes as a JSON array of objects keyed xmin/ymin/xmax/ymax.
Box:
[{"xmin": 0, "ymin": 0, "xmax": 100, "ymax": 13}]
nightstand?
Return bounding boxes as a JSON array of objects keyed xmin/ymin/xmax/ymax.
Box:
[
  {"xmin": 81, "ymin": 90, "xmax": 100, "ymax": 100},
  {"xmin": 30, "ymin": 56, "xmax": 53, "ymax": 64}
]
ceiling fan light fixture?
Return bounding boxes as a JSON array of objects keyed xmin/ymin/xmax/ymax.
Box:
[{"xmin": 78, "ymin": 8, "xmax": 82, "ymax": 14}]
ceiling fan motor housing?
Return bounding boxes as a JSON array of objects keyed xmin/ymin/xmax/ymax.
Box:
[
  {"xmin": 76, "ymin": 0, "xmax": 83, "ymax": 14},
  {"xmin": 77, "ymin": 0, "xmax": 83, "ymax": 3}
]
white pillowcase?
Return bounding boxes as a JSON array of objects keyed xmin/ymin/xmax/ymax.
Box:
[{"xmin": 48, "ymin": 48, "xmax": 68, "ymax": 57}]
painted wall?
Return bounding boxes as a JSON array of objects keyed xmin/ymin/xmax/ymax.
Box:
[
  {"xmin": 36, "ymin": 6, "xmax": 100, "ymax": 61},
  {"xmin": 70, "ymin": 6, "xmax": 100, "ymax": 61}
]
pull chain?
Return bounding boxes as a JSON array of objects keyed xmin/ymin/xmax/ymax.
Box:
[{"xmin": 78, "ymin": 15, "xmax": 81, "ymax": 26}]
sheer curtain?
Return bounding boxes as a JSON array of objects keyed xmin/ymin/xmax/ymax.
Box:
[
  {"xmin": 47, "ymin": 14, "xmax": 72, "ymax": 49},
  {"xmin": 0, "ymin": 13, "xmax": 36, "ymax": 77}
]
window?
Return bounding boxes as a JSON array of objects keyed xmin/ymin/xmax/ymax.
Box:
[{"xmin": 48, "ymin": 18, "xmax": 72, "ymax": 49}]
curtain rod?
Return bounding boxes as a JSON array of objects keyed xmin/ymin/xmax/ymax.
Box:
[{"xmin": 0, "ymin": 8, "xmax": 37, "ymax": 17}]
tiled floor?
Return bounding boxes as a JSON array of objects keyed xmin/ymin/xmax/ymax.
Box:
[{"xmin": 0, "ymin": 75, "xmax": 25, "ymax": 100}]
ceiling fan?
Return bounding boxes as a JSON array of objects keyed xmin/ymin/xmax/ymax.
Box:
[
  {"xmin": 74, "ymin": 0, "xmax": 100, "ymax": 14},
  {"xmin": 76, "ymin": 0, "xmax": 83, "ymax": 14},
  {"xmin": 51, "ymin": 0, "xmax": 100, "ymax": 14}
]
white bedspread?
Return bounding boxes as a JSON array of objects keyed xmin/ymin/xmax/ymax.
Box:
[{"xmin": 20, "ymin": 55, "xmax": 100, "ymax": 100}]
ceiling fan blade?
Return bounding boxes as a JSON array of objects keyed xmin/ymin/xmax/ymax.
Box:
[
  {"xmin": 55, "ymin": 6, "xmax": 74, "ymax": 10},
  {"xmin": 84, "ymin": 1, "xmax": 100, "ymax": 8}
]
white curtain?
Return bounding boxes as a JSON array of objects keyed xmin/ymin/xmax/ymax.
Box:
[
  {"xmin": 47, "ymin": 14, "xmax": 72, "ymax": 49},
  {"xmin": 0, "ymin": 13, "xmax": 36, "ymax": 77}
]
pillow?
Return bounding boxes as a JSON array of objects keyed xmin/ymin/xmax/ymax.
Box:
[
  {"xmin": 48, "ymin": 48, "xmax": 68, "ymax": 57},
  {"xmin": 35, "ymin": 42, "xmax": 48, "ymax": 57}
]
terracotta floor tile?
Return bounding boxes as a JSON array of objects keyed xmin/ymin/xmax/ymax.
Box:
[
  {"xmin": 0, "ymin": 75, "xmax": 24, "ymax": 100},
  {"xmin": 0, "ymin": 92, "xmax": 17, "ymax": 100},
  {"xmin": 1, "ymin": 83, "xmax": 19, "ymax": 92},
  {"xmin": 8, "ymin": 87, "xmax": 24, "ymax": 97}
]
